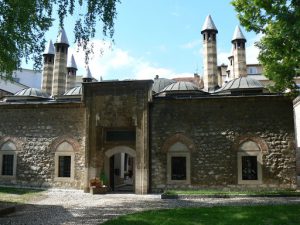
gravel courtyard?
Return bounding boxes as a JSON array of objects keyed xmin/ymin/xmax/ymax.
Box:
[{"xmin": 1, "ymin": 189, "xmax": 300, "ymax": 225}]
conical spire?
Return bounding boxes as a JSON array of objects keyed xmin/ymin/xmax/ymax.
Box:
[
  {"xmin": 83, "ymin": 66, "xmax": 93, "ymax": 79},
  {"xmin": 43, "ymin": 40, "xmax": 55, "ymax": 55},
  {"xmin": 67, "ymin": 54, "xmax": 77, "ymax": 69},
  {"xmin": 232, "ymin": 26, "xmax": 246, "ymax": 42},
  {"xmin": 56, "ymin": 28, "xmax": 69, "ymax": 45},
  {"xmin": 201, "ymin": 15, "xmax": 218, "ymax": 33}
]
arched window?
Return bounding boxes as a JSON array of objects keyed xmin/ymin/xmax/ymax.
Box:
[
  {"xmin": 0, "ymin": 141, "xmax": 17, "ymax": 177},
  {"xmin": 54, "ymin": 141, "xmax": 75, "ymax": 181},
  {"xmin": 167, "ymin": 142, "xmax": 191, "ymax": 184},
  {"xmin": 237, "ymin": 141, "xmax": 262, "ymax": 184}
]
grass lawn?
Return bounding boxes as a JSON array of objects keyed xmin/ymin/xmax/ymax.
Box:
[
  {"xmin": 102, "ymin": 204, "xmax": 300, "ymax": 225},
  {"xmin": 163, "ymin": 189, "xmax": 300, "ymax": 196},
  {"xmin": 0, "ymin": 186, "xmax": 46, "ymax": 204}
]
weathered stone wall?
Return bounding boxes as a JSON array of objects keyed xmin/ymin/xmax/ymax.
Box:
[
  {"xmin": 150, "ymin": 95, "xmax": 296, "ymax": 191},
  {"xmin": 83, "ymin": 81, "xmax": 152, "ymax": 194},
  {"xmin": 0, "ymin": 103, "xmax": 86, "ymax": 189}
]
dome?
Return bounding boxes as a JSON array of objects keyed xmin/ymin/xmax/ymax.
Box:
[
  {"xmin": 157, "ymin": 81, "xmax": 208, "ymax": 97},
  {"xmin": 152, "ymin": 77, "xmax": 176, "ymax": 93},
  {"xmin": 216, "ymin": 77, "xmax": 264, "ymax": 95},
  {"xmin": 64, "ymin": 86, "xmax": 82, "ymax": 96},
  {"xmin": 162, "ymin": 81, "xmax": 200, "ymax": 92},
  {"xmin": 15, "ymin": 88, "xmax": 50, "ymax": 98}
]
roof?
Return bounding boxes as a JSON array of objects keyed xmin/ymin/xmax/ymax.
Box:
[
  {"xmin": 163, "ymin": 81, "xmax": 200, "ymax": 92},
  {"xmin": 215, "ymin": 77, "xmax": 264, "ymax": 95},
  {"xmin": 201, "ymin": 15, "xmax": 218, "ymax": 33},
  {"xmin": 56, "ymin": 28, "xmax": 69, "ymax": 45},
  {"xmin": 64, "ymin": 86, "xmax": 82, "ymax": 96},
  {"xmin": 152, "ymin": 77, "xmax": 176, "ymax": 93},
  {"xmin": 232, "ymin": 26, "xmax": 246, "ymax": 42},
  {"xmin": 83, "ymin": 66, "xmax": 93, "ymax": 79},
  {"xmin": 43, "ymin": 40, "xmax": 55, "ymax": 55},
  {"xmin": 67, "ymin": 54, "xmax": 77, "ymax": 69},
  {"xmin": 15, "ymin": 88, "xmax": 50, "ymax": 98},
  {"xmin": 157, "ymin": 81, "xmax": 208, "ymax": 97}
]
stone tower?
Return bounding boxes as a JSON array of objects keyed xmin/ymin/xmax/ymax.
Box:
[
  {"xmin": 52, "ymin": 28, "xmax": 69, "ymax": 96},
  {"xmin": 201, "ymin": 15, "xmax": 218, "ymax": 92},
  {"xmin": 232, "ymin": 26, "xmax": 247, "ymax": 78},
  {"xmin": 66, "ymin": 54, "xmax": 77, "ymax": 90},
  {"xmin": 41, "ymin": 40, "xmax": 55, "ymax": 95},
  {"xmin": 82, "ymin": 66, "xmax": 93, "ymax": 83}
]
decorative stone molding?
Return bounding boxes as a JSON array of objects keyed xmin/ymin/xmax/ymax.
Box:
[
  {"xmin": 162, "ymin": 133, "xmax": 195, "ymax": 153},
  {"xmin": 233, "ymin": 136, "xmax": 269, "ymax": 153},
  {"xmin": 0, "ymin": 136, "xmax": 23, "ymax": 150},
  {"xmin": 50, "ymin": 135, "xmax": 81, "ymax": 153}
]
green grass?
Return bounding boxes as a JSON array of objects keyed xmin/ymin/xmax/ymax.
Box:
[
  {"xmin": 163, "ymin": 189, "xmax": 300, "ymax": 196},
  {"xmin": 102, "ymin": 204, "xmax": 300, "ymax": 225},
  {"xmin": 0, "ymin": 186, "xmax": 46, "ymax": 204}
]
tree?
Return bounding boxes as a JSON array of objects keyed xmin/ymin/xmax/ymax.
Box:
[
  {"xmin": 231, "ymin": 0, "xmax": 300, "ymax": 92},
  {"xmin": 0, "ymin": 0, "xmax": 120, "ymax": 79}
]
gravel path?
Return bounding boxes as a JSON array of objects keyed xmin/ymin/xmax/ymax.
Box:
[{"xmin": 1, "ymin": 189, "xmax": 300, "ymax": 225}]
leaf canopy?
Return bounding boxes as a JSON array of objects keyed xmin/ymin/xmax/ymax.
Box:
[
  {"xmin": 0, "ymin": 0, "xmax": 120, "ymax": 79},
  {"xmin": 231, "ymin": 0, "xmax": 300, "ymax": 93}
]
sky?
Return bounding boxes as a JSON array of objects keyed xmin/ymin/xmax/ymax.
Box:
[{"xmin": 23, "ymin": 0, "xmax": 260, "ymax": 81}]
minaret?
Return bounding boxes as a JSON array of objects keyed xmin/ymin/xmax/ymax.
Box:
[
  {"xmin": 227, "ymin": 46, "xmax": 234, "ymax": 79},
  {"xmin": 82, "ymin": 66, "xmax": 93, "ymax": 82},
  {"xmin": 232, "ymin": 26, "xmax": 247, "ymax": 78},
  {"xmin": 41, "ymin": 40, "xmax": 55, "ymax": 95},
  {"xmin": 201, "ymin": 15, "xmax": 218, "ymax": 92},
  {"xmin": 52, "ymin": 28, "xmax": 69, "ymax": 96},
  {"xmin": 66, "ymin": 54, "xmax": 77, "ymax": 90}
]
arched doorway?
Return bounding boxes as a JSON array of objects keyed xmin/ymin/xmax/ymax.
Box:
[{"xmin": 105, "ymin": 146, "xmax": 136, "ymax": 192}]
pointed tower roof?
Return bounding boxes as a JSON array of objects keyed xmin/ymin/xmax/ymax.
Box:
[
  {"xmin": 232, "ymin": 25, "xmax": 246, "ymax": 42},
  {"xmin": 56, "ymin": 28, "xmax": 69, "ymax": 45},
  {"xmin": 67, "ymin": 54, "xmax": 77, "ymax": 69},
  {"xmin": 83, "ymin": 66, "xmax": 93, "ymax": 79},
  {"xmin": 43, "ymin": 40, "xmax": 55, "ymax": 55},
  {"xmin": 201, "ymin": 15, "xmax": 218, "ymax": 33}
]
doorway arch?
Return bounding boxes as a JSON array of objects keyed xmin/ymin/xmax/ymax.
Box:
[
  {"xmin": 104, "ymin": 146, "xmax": 136, "ymax": 192},
  {"xmin": 105, "ymin": 146, "xmax": 136, "ymax": 158}
]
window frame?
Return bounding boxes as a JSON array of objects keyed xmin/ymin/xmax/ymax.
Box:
[
  {"xmin": 54, "ymin": 142, "xmax": 75, "ymax": 182},
  {"xmin": 0, "ymin": 141, "xmax": 17, "ymax": 179},
  {"xmin": 237, "ymin": 142, "xmax": 262, "ymax": 185},
  {"xmin": 167, "ymin": 150, "xmax": 191, "ymax": 185}
]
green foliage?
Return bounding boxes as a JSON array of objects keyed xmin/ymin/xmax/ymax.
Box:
[
  {"xmin": 0, "ymin": 0, "xmax": 120, "ymax": 78},
  {"xmin": 100, "ymin": 171, "xmax": 108, "ymax": 185},
  {"xmin": 0, "ymin": 187, "xmax": 46, "ymax": 203},
  {"xmin": 231, "ymin": 0, "xmax": 300, "ymax": 92},
  {"xmin": 102, "ymin": 205, "xmax": 300, "ymax": 225}
]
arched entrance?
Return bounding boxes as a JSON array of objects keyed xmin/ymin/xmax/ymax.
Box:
[{"xmin": 105, "ymin": 146, "xmax": 136, "ymax": 192}]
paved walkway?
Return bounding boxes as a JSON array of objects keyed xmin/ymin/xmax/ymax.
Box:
[{"xmin": 1, "ymin": 189, "xmax": 300, "ymax": 225}]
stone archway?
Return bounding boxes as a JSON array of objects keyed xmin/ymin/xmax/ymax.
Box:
[{"xmin": 104, "ymin": 146, "xmax": 136, "ymax": 192}]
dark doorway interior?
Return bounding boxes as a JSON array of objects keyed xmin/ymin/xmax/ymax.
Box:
[{"xmin": 109, "ymin": 153, "xmax": 134, "ymax": 192}]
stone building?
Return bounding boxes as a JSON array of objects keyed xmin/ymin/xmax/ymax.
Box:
[{"xmin": 0, "ymin": 16, "xmax": 297, "ymax": 194}]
